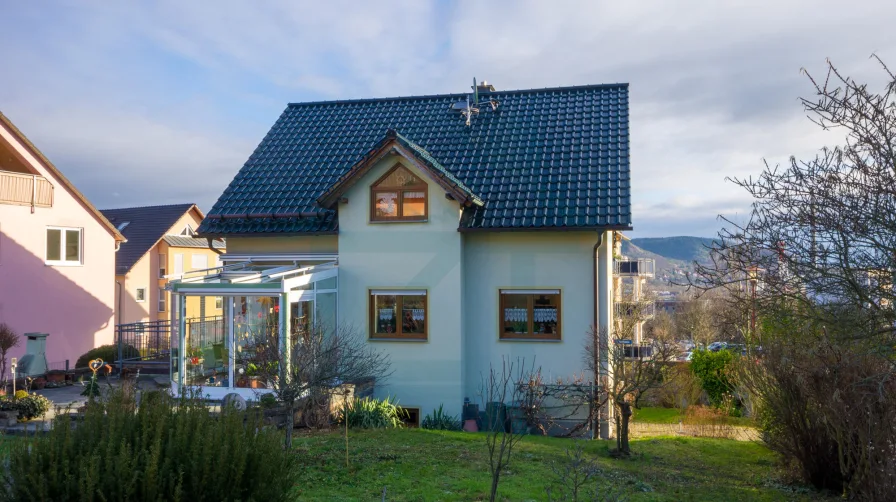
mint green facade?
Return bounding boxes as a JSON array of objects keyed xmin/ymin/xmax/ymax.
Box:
[{"xmin": 220, "ymin": 154, "xmax": 615, "ymax": 425}]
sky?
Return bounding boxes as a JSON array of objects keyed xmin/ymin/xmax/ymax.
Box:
[{"xmin": 1, "ymin": 1, "xmax": 894, "ymax": 238}]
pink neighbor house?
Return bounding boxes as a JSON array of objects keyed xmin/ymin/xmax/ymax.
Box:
[{"xmin": 0, "ymin": 111, "xmax": 125, "ymax": 369}]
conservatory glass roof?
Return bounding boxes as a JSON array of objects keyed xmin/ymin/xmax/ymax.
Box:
[{"xmin": 168, "ymin": 261, "xmax": 337, "ymax": 295}]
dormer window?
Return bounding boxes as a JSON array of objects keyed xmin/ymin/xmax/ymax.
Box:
[{"xmin": 370, "ymin": 164, "xmax": 428, "ymax": 222}]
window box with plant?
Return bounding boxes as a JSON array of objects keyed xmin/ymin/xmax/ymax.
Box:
[{"xmin": 369, "ymin": 290, "xmax": 427, "ymax": 340}]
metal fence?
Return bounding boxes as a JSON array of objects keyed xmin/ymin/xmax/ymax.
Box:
[{"xmin": 115, "ymin": 320, "xmax": 171, "ymax": 372}]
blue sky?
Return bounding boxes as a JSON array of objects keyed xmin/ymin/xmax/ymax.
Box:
[{"xmin": 1, "ymin": 1, "xmax": 894, "ymax": 237}]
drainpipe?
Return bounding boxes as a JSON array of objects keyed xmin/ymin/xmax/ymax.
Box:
[
  {"xmin": 592, "ymin": 233, "xmax": 602, "ymax": 439},
  {"xmin": 116, "ymin": 280, "xmax": 123, "ymax": 327},
  {"xmin": 593, "ymin": 230, "xmax": 616, "ymax": 440},
  {"xmin": 593, "ymin": 233, "xmax": 603, "ymax": 332},
  {"xmin": 205, "ymin": 237, "xmax": 224, "ymax": 256}
]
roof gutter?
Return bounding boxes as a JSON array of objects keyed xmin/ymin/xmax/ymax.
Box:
[{"xmin": 205, "ymin": 237, "xmax": 224, "ymax": 256}]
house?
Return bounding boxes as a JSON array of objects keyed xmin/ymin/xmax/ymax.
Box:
[
  {"xmin": 99, "ymin": 203, "xmax": 225, "ymax": 326},
  {"xmin": 0, "ymin": 112, "xmax": 125, "ymax": 370},
  {"xmin": 169, "ymin": 82, "xmax": 632, "ymax": 437}
]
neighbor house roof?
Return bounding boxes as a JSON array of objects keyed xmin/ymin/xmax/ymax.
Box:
[
  {"xmin": 0, "ymin": 111, "xmax": 126, "ymax": 242},
  {"xmin": 199, "ymin": 83, "xmax": 631, "ymax": 235},
  {"xmin": 100, "ymin": 203, "xmax": 208, "ymax": 274},
  {"xmin": 163, "ymin": 235, "xmax": 226, "ymax": 249}
]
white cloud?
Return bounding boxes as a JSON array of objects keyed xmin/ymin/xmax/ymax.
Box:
[{"xmin": 1, "ymin": 0, "xmax": 894, "ymax": 236}]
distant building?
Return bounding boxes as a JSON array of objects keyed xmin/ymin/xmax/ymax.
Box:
[
  {"xmin": 99, "ymin": 204, "xmax": 225, "ymax": 325},
  {"xmin": 0, "ymin": 112, "xmax": 124, "ymax": 368}
]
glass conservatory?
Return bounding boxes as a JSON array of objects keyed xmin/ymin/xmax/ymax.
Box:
[{"xmin": 167, "ymin": 260, "xmax": 337, "ymax": 399}]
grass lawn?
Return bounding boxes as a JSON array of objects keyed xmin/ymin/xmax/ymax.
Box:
[
  {"xmin": 292, "ymin": 429, "xmax": 828, "ymax": 501},
  {"xmin": 633, "ymin": 407, "xmax": 757, "ymax": 427}
]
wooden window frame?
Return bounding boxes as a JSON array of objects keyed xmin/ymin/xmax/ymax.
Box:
[
  {"xmin": 499, "ymin": 289, "xmax": 562, "ymax": 341},
  {"xmin": 370, "ymin": 163, "xmax": 429, "ymax": 222},
  {"xmin": 369, "ymin": 289, "xmax": 428, "ymax": 340}
]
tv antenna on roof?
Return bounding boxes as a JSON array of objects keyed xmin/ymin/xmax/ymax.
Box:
[{"xmin": 450, "ymin": 77, "xmax": 499, "ymax": 127}]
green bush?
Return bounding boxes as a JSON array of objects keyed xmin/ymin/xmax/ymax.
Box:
[
  {"xmin": 0, "ymin": 393, "xmax": 52, "ymax": 420},
  {"xmin": 75, "ymin": 343, "xmax": 139, "ymax": 369},
  {"xmin": 340, "ymin": 396, "xmax": 406, "ymax": 429},
  {"xmin": 421, "ymin": 404, "xmax": 461, "ymax": 431},
  {"xmin": 259, "ymin": 393, "xmax": 279, "ymax": 409},
  {"xmin": 0, "ymin": 387, "xmax": 296, "ymax": 501},
  {"xmin": 690, "ymin": 349, "xmax": 735, "ymax": 407},
  {"xmin": 15, "ymin": 394, "xmax": 51, "ymax": 420}
]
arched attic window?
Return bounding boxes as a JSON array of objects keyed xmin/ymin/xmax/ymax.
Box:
[{"xmin": 370, "ymin": 164, "xmax": 428, "ymax": 222}]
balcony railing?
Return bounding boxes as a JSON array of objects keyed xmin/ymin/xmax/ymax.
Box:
[
  {"xmin": 615, "ymin": 300, "xmax": 656, "ymax": 320},
  {"xmin": 0, "ymin": 170, "xmax": 53, "ymax": 208},
  {"xmin": 623, "ymin": 344, "xmax": 654, "ymax": 359},
  {"xmin": 614, "ymin": 258, "xmax": 655, "ymax": 277}
]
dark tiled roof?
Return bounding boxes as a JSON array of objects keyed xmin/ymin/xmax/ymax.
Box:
[
  {"xmin": 100, "ymin": 204, "xmax": 196, "ymax": 274},
  {"xmin": 162, "ymin": 235, "xmax": 226, "ymax": 249},
  {"xmin": 199, "ymin": 83, "xmax": 631, "ymax": 235},
  {"xmin": 316, "ymin": 129, "xmax": 485, "ymax": 209}
]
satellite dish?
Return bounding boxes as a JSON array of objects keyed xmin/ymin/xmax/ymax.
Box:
[{"xmin": 222, "ymin": 393, "xmax": 247, "ymax": 411}]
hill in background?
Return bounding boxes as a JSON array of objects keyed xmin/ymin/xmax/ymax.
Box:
[
  {"xmin": 629, "ymin": 236, "xmax": 716, "ymax": 263},
  {"xmin": 620, "ymin": 236, "xmax": 716, "ymax": 293}
]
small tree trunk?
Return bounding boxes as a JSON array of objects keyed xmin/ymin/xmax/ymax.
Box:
[
  {"xmin": 619, "ymin": 402, "xmax": 632, "ymax": 455},
  {"xmin": 284, "ymin": 401, "xmax": 295, "ymax": 450},
  {"xmin": 615, "ymin": 411, "xmax": 622, "ymax": 451},
  {"xmin": 489, "ymin": 470, "xmax": 501, "ymax": 502}
]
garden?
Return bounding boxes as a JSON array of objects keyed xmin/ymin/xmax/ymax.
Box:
[{"xmin": 0, "ymin": 387, "xmax": 832, "ymax": 502}]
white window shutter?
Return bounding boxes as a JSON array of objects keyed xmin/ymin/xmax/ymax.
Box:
[{"xmin": 174, "ymin": 254, "xmax": 184, "ymax": 275}]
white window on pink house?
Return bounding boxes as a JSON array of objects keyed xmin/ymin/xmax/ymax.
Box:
[{"xmin": 46, "ymin": 227, "xmax": 82, "ymax": 265}]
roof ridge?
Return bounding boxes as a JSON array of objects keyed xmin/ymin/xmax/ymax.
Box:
[
  {"xmin": 287, "ymin": 82, "xmax": 628, "ymax": 108},
  {"xmin": 391, "ymin": 131, "xmax": 484, "ymax": 207},
  {"xmin": 100, "ymin": 202, "xmax": 196, "ymax": 212}
]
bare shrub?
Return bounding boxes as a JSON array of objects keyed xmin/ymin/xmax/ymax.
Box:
[
  {"xmin": 253, "ymin": 322, "xmax": 392, "ymax": 448},
  {"xmin": 479, "ymin": 357, "xmax": 545, "ymax": 502},
  {"xmin": 545, "ymin": 443, "xmax": 628, "ymax": 502},
  {"xmin": 691, "ymin": 56, "xmax": 896, "ymax": 500}
]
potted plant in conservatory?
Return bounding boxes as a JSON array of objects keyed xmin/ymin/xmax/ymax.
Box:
[{"xmin": 246, "ymin": 363, "xmax": 261, "ymax": 389}]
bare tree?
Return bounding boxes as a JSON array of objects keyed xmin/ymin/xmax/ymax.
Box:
[
  {"xmin": 586, "ymin": 326, "xmax": 678, "ymax": 455},
  {"xmin": 674, "ymin": 296, "xmax": 716, "ymax": 348},
  {"xmin": 252, "ymin": 322, "xmax": 392, "ymax": 448},
  {"xmin": 479, "ymin": 357, "xmax": 544, "ymax": 502},
  {"xmin": 692, "ymin": 57, "xmax": 896, "ymax": 499},
  {"xmin": 0, "ymin": 323, "xmax": 20, "ymax": 390}
]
